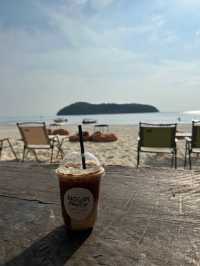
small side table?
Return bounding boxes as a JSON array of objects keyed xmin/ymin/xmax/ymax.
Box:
[{"xmin": 94, "ymin": 124, "xmax": 109, "ymax": 133}]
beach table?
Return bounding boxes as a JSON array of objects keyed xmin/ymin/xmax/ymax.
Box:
[
  {"xmin": 1, "ymin": 162, "xmax": 200, "ymax": 265},
  {"xmin": 49, "ymin": 134, "xmax": 68, "ymax": 158},
  {"xmin": 94, "ymin": 124, "xmax": 109, "ymax": 133}
]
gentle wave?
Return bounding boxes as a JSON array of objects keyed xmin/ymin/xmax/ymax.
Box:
[
  {"xmin": 0, "ymin": 112, "xmax": 200, "ymax": 126},
  {"xmin": 183, "ymin": 110, "xmax": 200, "ymax": 115}
]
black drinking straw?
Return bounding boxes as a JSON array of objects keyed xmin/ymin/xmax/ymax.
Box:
[{"xmin": 78, "ymin": 125, "xmax": 86, "ymax": 169}]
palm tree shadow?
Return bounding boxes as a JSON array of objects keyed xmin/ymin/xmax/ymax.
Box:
[{"xmin": 5, "ymin": 225, "xmax": 92, "ymax": 266}]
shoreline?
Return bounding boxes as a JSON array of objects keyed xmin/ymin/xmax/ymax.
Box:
[
  {"xmin": 0, "ymin": 124, "xmax": 193, "ymax": 168},
  {"xmin": 0, "ymin": 111, "xmax": 199, "ymax": 127}
]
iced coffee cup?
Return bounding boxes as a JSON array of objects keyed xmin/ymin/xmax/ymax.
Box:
[{"xmin": 56, "ymin": 152, "xmax": 104, "ymax": 231}]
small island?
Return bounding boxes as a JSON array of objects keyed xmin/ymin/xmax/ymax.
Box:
[{"xmin": 57, "ymin": 102, "xmax": 159, "ymax": 115}]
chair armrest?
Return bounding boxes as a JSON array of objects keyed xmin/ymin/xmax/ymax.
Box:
[{"xmin": 185, "ymin": 137, "xmax": 191, "ymax": 142}]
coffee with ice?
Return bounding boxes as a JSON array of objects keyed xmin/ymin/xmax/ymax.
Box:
[{"xmin": 56, "ymin": 152, "xmax": 104, "ymax": 231}]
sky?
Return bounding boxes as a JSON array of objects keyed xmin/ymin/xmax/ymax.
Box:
[{"xmin": 1, "ymin": 0, "xmax": 200, "ymax": 116}]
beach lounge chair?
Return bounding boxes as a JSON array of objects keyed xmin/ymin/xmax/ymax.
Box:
[
  {"xmin": 0, "ymin": 138, "xmax": 18, "ymax": 160},
  {"xmin": 137, "ymin": 122, "xmax": 177, "ymax": 168},
  {"xmin": 184, "ymin": 120, "xmax": 200, "ymax": 169},
  {"xmin": 17, "ymin": 122, "xmax": 63, "ymax": 163}
]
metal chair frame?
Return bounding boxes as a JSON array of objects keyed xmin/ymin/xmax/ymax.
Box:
[
  {"xmin": 137, "ymin": 122, "xmax": 177, "ymax": 168},
  {"xmin": 184, "ymin": 120, "xmax": 200, "ymax": 169},
  {"xmin": 17, "ymin": 122, "xmax": 63, "ymax": 163},
  {"xmin": 0, "ymin": 138, "xmax": 18, "ymax": 160}
]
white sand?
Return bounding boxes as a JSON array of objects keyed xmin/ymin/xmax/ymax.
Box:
[{"xmin": 0, "ymin": 123, "xmax": 193, "ymax": 168}]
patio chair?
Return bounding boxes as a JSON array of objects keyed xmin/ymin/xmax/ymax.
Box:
[
  {"xmin": 0, "ymin": 138, "xmax": 18, "ymax": 160},
  {"xmin": 137, "ymin": 122, "xmax": 177, "ymax": 168},
  {"xmin": 184, "ymin": 120, "xmax": 200, "ymax": 169},
  {"xmin": 17, "ymin": 122, "xmax": 63, "ymax": 163}
]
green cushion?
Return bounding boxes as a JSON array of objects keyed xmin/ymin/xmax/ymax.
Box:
[
  {"xmin": 140, "ymin": 127, "xmax": 175, "ymax": 148},
  {"xmin": 193, "ymin": 126, "xmax": 200, "ymax": 148}
]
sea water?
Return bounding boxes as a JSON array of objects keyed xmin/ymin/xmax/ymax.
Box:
[{"xmin": 0, "ymin": 111, "xmax": 200, "ymax": 126}]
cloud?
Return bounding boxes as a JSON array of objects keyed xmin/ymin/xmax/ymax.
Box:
[
  {"xmin": 151, "ymin": 15, "xmax": 165, "ymax": 28},
  {"xmin": 195, "ymin": 30, "xmax": 200, "ymax": 37},
  {"xmin": 154, "ymin": 0, "xmax": 200, "ymax": 10},
  {"xmin": 1, "ymin": 0, "xmax": 200, "ymax": 115},
  {"xmin": 89, "ymin": 0, "xmax": 116, "ymax": 10},
  {"xmin": 175, "ymin": 0, "xmax": 200, "ymax": 8}
]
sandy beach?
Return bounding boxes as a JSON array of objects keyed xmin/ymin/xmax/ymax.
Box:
[{"xmin": 0, "ymin": 123, "xmax": 194, "ymax": 169}]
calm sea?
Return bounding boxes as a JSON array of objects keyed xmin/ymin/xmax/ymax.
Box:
[{"xmin": 1, "ymin": 111, "xmax": 200, "ymax": 126}]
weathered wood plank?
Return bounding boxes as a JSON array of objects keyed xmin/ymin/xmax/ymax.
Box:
[
  {"xmin": 0, "ymin": 163, "xmax": 200, "ymax": 265},
  {"xmin": 0, "ymin": 162, "xmax": 59, "ymax": 203}
]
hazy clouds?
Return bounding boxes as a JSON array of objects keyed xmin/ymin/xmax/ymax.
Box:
[{"xmin": 0, "ymin": 0, "xmax": 200, "ymax": 115}]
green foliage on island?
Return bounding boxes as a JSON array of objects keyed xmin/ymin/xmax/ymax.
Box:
[{"xmin": 57, "ymin": 102, "xmax": 159, "ymax": 115}]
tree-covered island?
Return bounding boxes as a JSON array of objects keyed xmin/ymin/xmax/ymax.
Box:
[{"xmin": 57, "ymin": 102, "xmax": 159, "ymax": 115}]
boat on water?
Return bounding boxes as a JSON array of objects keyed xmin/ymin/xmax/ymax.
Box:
[
  {"xmin": 183, "ymin": 110, "xmax": 200, "ymax": 115},
  {"xmin": 54, "ymin": 118, "xmax": 68, "ymax": 123},
  {"xmin": 82, "ymin": 119, "xmax": 97, "ymax": 124},
  {"xmin": 49, "ymin": 118, "xmax": 68, "ymax": 126}
]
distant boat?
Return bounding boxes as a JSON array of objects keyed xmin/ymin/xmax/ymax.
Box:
[
  {"xmin": 54, "ymin": 118, "xmax": 68, "ymax": 123},
  {"xmin": 49, "ymin": 118, "xmax": 68, "ymax": 126},
  {"xmin": 82, "ymin": 119, "xmax": 97, "ymax": 124},
  {"xmin": 183, "ymin": 110, "xmax": 200, "ymax": 115}
]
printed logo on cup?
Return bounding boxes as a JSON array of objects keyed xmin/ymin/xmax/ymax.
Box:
[{"xmin": 64, "ymin": 188, "xmax": 94, "ymax": 220}]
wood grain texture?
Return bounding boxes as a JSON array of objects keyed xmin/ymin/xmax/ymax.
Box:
[{"xmin": 0, "ymin": 162, "xmax": 200, "ymax": 265}]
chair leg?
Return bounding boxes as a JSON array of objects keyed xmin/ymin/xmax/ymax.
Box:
[
  {"xmin": 56, "ymin": 138, "xmax": 64, "ymax": 159},
  {"xmin": 174, "ymin": 150, "xmax": 177, "ymax": 169},
  {"xmin": 56, "ymin": 147, "xmax": 61, "ymax": 159},
  {"xmin": 137, "ymin": 148, "xmax": 140, "ymax": 168},
  {"xmin": 6, "ymin": 138, "xmax": 18, "ymax": 160},
  {"xmin": 189, "ymin": 151, "xmax": 192, "ymax": 170},
  {"xmin": 171, "ymin": 153, "xmax": 174, "ymax": 168},
  {"xmin": 0, "ymin": 140, "xmax": 3, "ymax": 159},
  {"xmin": 22, "ymin": 146, "xmax": 26, "ymax": 162},
  {"xmin": 59, "ymin": 147, "xmax": 64, "ymax": 159},
  {"xmin": 31, "ymin": 149, "xmax": 39, "ymax": 162},
  {"xmin": 50, "ymin": 147, "xmax": 54, "ymax": 163},
  {"xmin": 184, "ymin": 142, "xmax": 188, "ymax": 168}
]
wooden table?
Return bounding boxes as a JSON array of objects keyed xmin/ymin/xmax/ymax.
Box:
[{"xmin": 1, "ymin": 162, "xmax": 200, "ymax": 265}]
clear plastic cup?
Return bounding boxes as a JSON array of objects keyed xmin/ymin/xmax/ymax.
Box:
[{"xmin": 56, "ymin": 152, "xmax": 104, "ymax": 231}]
